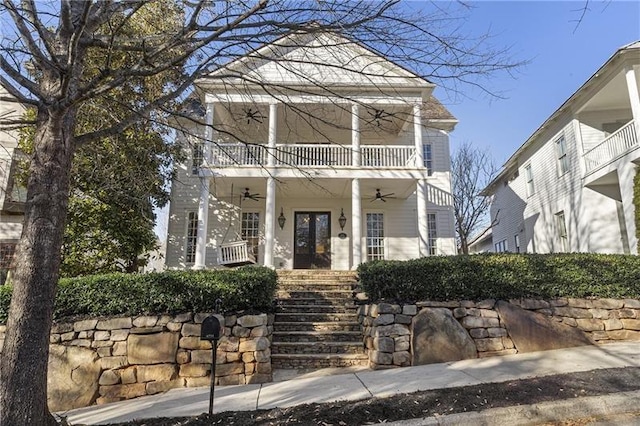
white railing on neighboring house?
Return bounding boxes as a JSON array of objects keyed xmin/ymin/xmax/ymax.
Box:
[
  {"xmin": 209, "ymin": 143, "xmax": 418, "ymax": 169},
  {"xmin": 584, "ymin": 120, "xmax": 638, "ymax": 175},
  {"xmin": 217, "ymin": 240, "xmax": 256, "ymax": 267}
]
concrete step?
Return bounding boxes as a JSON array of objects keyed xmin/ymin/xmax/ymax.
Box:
[
  {"xmin": 277, "ymin": 304, "xmax": 356, "ymax": 313},
  {"xmin": 271, "ymin": 353, "xmax": 369, "ymax": 369},
  {"xmin": 277, "ymin": 290, "xmax": 354, "ymax": 300},
  {"xmin": 277, "ymin": 282, "xmax": 356, "ymax": 291},
  {"xmin": 275, "ymin": 297, "xmax": 353, "ymax": 306},
  {"xmin": 272, "ymin": 330, "xmax": 363, "ymax": 343},
  {"xmin": 275, "ymin": 312, "xmax": 358, "ymax": 323},
  {"xmin": 271, "ymin": 341, "xmax": 364, "ymax": 355},
  {"xmin": 273, "ymin": 321, "xmax": 361, "ymax": 332}
]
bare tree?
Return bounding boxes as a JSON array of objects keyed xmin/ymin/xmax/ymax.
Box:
[
  {"xmin": 452, "ymin": 142, "xmax": 498, "ymax": 254},
  {"xmin": 0, "ymin": 1, "xmax": 520, "ymax": 424}
]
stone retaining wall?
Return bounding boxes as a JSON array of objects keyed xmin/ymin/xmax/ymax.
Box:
[
  {"xmin": 358, "ymin": 298, "xmax": 640, "ymax": 370},
  {"xmin": 0, "ymin": 311, "xmax": 273, "ymax": 411}
]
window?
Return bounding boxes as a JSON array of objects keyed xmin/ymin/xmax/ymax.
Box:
[
  {"xmin": 427, "ymin": 213, "xmax": 437, "ymax": 255},
  {"xmin": 185, "ymin": 212, "xmax": 198, "ymax": 263},
  {"xmin": 241, "ymin": 212, "xmax": 260, "ymax": 258},
  {"xmin": 555, "ymin": 136, "xmax": 568, "ymax": 175},
  {"xmin": 514, "ymin": 234, "xmax": 521, "ymax": 253},
  {"xmin": 366, "ymin": 213, "xmax": 385, "ymax": 261},
  {"xmin": 525, "ymin": 164, "xmax": 534, "ymax": 197},
  {"xmin": 494, "ymin": 239, "xmax": 508, "ymax": 253},
  {"xmin": 423, "ymin": 144, "xmax": 433, "ymax": 176},
  {"xmin": 192, "ymin": 142, "xmax": 204, "ymax": 175},
  {"xmin": 556, "ymin": 211, "xmax": 569, "ymax": 252}
]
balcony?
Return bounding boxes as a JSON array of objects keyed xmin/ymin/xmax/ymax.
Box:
[
  {"xmin": 209, "ymin": 143, "xmax": 417, "ymax": 169},
  {"xmin": 584, "ymin": 120, "xmax": 638, "ymax": 175}
]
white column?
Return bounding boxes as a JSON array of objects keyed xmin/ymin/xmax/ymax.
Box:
[
  {"xmin": 413, "ymin": 104, "xmax": 424, "ymax": 167},
  {"xmin": 264, "ymin": 177, "xmax": 276, "ymax": 268},
  {"xmin": 268, "ymin": 103, "xmax": 278, "ymax": 167},
  {"xmin": 416, "ymin": 179, "xmax": 429, "ymax": 257},
  {"xmin": 352, "ymin": 104, "xmax": 360, "ymax": 167},
  {"xmin": 351, "ymin": 178, "xmax": 362, "ymax": 268},
  {"xmin": 622, "ymin": 66, "xmax": 640, "ymax": 254},
  {"xmin": 625, "ymin": 65, "xmax": 640, "ymax": 123},
  {"xmin": 194, "ymin": 103, "xmax": 215, "ymax": 269},
  {"xmin": 619, "ymin": 161, "xmax": 637, "ymax": 254}
]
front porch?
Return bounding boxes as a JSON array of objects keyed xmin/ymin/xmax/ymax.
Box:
[{"xmin": 194, "ymin": 177, "xmax": 452, "ymax": 270}]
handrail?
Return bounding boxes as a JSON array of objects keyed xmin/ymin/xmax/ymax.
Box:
[{"xmin": 584, "ymin": 120, "xmax": 638, "ymax": 174}]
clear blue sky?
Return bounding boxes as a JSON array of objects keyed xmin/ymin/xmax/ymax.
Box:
[{"xmin": 439, "ymin": 1, "xmax": 640, "ymax": 165}]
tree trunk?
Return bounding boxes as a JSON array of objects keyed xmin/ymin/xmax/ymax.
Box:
[{"xmin": 0, "ymin": 108, "xmax": 76, "ymax": 426}]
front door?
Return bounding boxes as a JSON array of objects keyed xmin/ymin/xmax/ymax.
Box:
[{"xmin": 294, "ymin": 212, "xmax": 331, "ymax": 269}]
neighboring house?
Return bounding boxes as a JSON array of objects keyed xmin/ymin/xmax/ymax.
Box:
[
  {"xmin": 165, "ymin": 31, "xmax": 458, "ymax": 271},
  {"xmin": 468, "ymin": 226, "xmax": 494, "ymax": 254},
  {"xmin": 0, "ymin": 85, "xmax": 26, "ymax": 283},
  {"xmin": 484, "ymin": 41, "xmax": 640, "ymax": 254}
]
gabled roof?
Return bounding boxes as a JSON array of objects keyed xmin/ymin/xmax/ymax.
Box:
[
  {"xmin": 197, "ymin": 30, "xmax": 435, "ymax": 91},
  {"xmin": 484, "ymin": 40, "xmax": 640, "ymax": 194}
]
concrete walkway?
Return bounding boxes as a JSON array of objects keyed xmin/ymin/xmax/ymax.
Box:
[{"xmin": 64, "ymin": 341, "xmax": 640, "ymax": 425}]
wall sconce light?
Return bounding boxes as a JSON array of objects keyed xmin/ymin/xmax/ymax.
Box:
[
  {"xmin": 278, "ymin": 208, "xmax": 286, "ymax": 230},
  {"xmin": 338, "ymin": 208, "xmax": 347, "ymax": 230}
]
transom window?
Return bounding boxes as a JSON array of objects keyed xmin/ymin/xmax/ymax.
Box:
[
  {"xmin": 366, "ymin": 213, "xmax": 385, "ymax": 261},
  {"xmin": 555, "ymin": 136, "xmax": 568, "ymax": 175},
  {"xmin": 427, "ymin": 213, "xmax": 437, "ymax": 255},
  {"xmin": 241, "ymin": 212, "xmax": 260, "ymax": 258},
  {"xmin": 185, "ymin": 212, "xmax": 198, "ymax": 263}
]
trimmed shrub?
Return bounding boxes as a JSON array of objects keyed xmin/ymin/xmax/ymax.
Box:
[
  {"xmin": 358, "ymin": 253, "xmax": 640, "ymax": 302},
  {"xmin": 0, "ymin": 267, "xmax": 277, "ymax": 323}
]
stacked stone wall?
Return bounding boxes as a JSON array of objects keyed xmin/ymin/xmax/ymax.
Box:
[
  {"xmin": 358, "ymin": 298, "xmax": 640, "ymax": 370},
  {"xmin": 0, "ymin": 311, "xmax": 273, "ymax": 410}
]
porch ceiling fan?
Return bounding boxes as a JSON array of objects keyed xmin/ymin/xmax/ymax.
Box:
[
  {"xmin": 365, "ymin": 108, "xmax": 395, "ymax": 127},
  {"xmin": 371, "ymin": 188, "xmax": 396, "ymax": 202},
  {"xmin": 243, "ymin": 188, "xmax": 265, "ymax": 201},
  {"xmin": 241, "ymin": 107, "xmax": 264, "ymax": 124}
]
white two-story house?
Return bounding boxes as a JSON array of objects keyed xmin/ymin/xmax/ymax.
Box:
[
  {"xmin": 483, "ymin": 41, "xmax": 640, "ymax": 254},
  {"xmin": 0, "ymin": 85, "xmax": 25, "ymax": 283},
  {"xmin": 165, "ymin": 31, "xmax": 457, "ymax": 270}
]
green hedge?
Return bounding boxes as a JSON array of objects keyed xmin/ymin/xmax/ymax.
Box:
[
  {"xmin": 0, "ymin": 267, "xmax": 277, "ymax": 324},
  {"xmin": 358, "ymin": 253, "xmax": 640, "ymax": 302}
]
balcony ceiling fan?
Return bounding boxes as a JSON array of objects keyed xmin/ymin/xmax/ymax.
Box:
[
  {"xmin": 243, "ymin": 188, "xmax": 265, "ymax": 201},
  {"xmin": 371, "ymin": 188, "xmax": 395, "ymax": 202},
  {"xmin": 241, "ymin": 108, "xmax": 264, "ymax": 124},
  {"xmin": 366, "ymin": 108, "xmax": 395, "ymax": 127}
]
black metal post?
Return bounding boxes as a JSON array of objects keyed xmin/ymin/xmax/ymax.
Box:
[{"xmin": 209, "ymin": 342, "xmax": 217, "ymax": 415}]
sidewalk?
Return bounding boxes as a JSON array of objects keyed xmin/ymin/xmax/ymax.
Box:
[{"xmin": 64, "ymin": 341, "xmax": 640, "ymax": 425}]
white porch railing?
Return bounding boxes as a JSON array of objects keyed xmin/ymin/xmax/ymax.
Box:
[
  {"xmin": 276, "ymin": 144, "xmax": 351, "ymax": 166},
  {"xmin": 584, "ymin": 120, "xmax": 638, "ymax": 174},
  {"xmin": 209, "ymin": 143, "xmax": 417, "ymax": 168},
  {"xmin": 361, "ymin": 145, "xmax": 415, "ymax": 167},
  {"xmin": 217, "ymin": 240, "xmax": 256, "ymax": 267}
]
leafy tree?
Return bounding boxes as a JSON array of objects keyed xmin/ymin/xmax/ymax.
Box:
[
  {"xmin": 452, "ymin": 142, "xmax": 498, "ymax": 254},
  {"xmin": 0, "ymin": 1, "xmax": 520, "ymax": 424}
]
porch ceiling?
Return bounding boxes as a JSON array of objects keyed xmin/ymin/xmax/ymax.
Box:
[
  {"xmin": 578, "ymin": 66, "xmax": 638, "ymax": 113},
  {"xmin": 210, "ymin": 177, "xmax": 418, "ymax": 201}
]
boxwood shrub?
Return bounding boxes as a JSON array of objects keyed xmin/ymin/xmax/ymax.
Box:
[
  {"xmin": 0, "ymin": 266, "xmax": 277, "ymax": 324},
  {"xmin": 358, "ymin": 253, "xmax": 640, "ymax": 303}
]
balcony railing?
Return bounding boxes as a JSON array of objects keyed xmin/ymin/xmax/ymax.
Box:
[
  {"xmin": 584, "ymin": 120, "xmax": 638, "ymax": 174},
  {"xmin": 209, "ymin": 143, "xmax": 417, "ymax": 168}
]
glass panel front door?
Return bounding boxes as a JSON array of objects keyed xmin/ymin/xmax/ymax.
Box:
[{"xmin": 294, "ymin": 212, "xmax": 331, "ymax": 269}]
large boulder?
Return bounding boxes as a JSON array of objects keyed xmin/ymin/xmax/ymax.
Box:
[
  {"xmin": 411, "ymin": 308, "xmax": 477, "ymax": 365},
  {"xmin": 496, "ymin": 301, "xmax": 593, "ymax": 352},
  {"xmin": 48, "ymin": 344, "xmax": 101, "ymax": 411}
]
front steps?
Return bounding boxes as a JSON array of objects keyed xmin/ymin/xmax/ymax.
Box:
[{"xmin": 272, "ymin": 270, "xmax": 368, "ymax": 370}]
